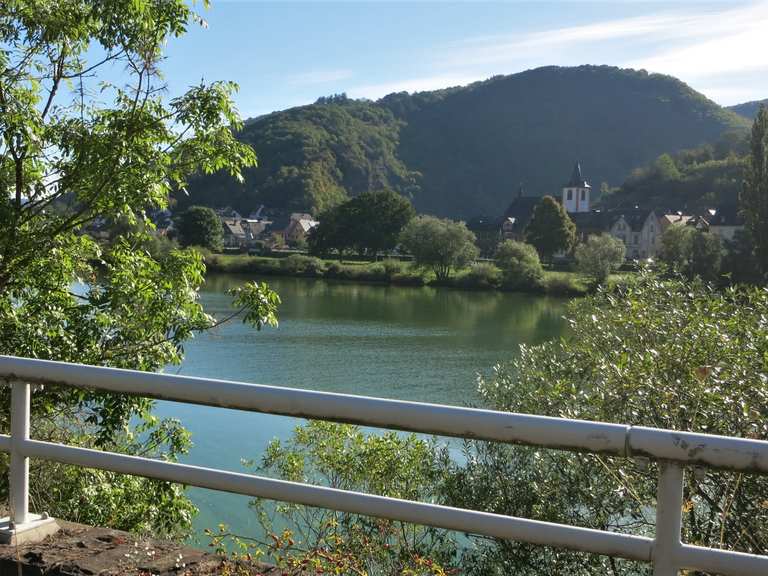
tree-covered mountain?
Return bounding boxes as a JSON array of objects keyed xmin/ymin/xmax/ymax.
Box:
[
  {"xmin": 181, "ymin": 65, "xmax": 749, "ymax": 219},
  {"xmin": 729, "ymin": 99, "xmax": 768, "ymax": 120}
]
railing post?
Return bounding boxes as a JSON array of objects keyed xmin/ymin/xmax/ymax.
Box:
[
  {"xmin": 653, "ymin": 462, "xmax": 684, "ymax": 576},
  {"xmin": 10, "ymin": 380, "xmax": 30, "ymax": 526}
]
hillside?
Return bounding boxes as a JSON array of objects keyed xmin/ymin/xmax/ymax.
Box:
[
  {"xmin": 182, "ymin": 65, "xmax": 749, "ymax": 219},
  {"xmin": 729, "ymin": 99, "xmax": 768, "ymax": 120}
]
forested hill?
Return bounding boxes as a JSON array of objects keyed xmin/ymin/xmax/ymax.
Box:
[
  {"xmin": 728, "ymin": 99, "xmax": 768, "ymax": 120},
  {"xmin": 181, "ymin": 65, "xmax": 749, "ymax": 219}
]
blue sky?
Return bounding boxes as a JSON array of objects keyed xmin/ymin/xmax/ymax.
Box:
[{"xmin": 159, "ymin": 0, "xmax": 768, "ymax": 118}]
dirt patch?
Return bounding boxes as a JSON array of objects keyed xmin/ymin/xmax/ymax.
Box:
[{"xmin": 0, "ymin": 522, "xmax": 281, "ymax": 575}]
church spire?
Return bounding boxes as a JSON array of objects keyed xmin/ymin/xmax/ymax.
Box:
[{"xmin": 567, "ymin": 162, "xmax": 589, "ymax": 188}]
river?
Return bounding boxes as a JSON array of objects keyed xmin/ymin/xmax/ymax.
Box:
[{"xmin": 154, "ymin": 274, "xmax": 569, "ymax": 544}]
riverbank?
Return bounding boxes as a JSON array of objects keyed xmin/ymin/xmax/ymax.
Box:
[{"xmin": 201, "ymin": 252, "xmax": 594, "ymax": 296}]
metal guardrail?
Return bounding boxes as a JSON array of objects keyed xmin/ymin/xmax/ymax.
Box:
[{"xmin": 0, "ymin": 355, "xmax": 767, "ymax": 575}]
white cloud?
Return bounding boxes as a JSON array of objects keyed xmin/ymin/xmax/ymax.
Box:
[{"xmin": 285, "ymin": 68, "xmax": 353, "ymax": 86}]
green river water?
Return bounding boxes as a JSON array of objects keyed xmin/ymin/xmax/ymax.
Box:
[{"xmin": 153, "ymin": 274, "xmax": 569, "ymax": 544}]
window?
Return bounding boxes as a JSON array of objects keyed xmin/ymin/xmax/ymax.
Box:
[
  {"xmin": 567, "ymin": 190, "xmax": 572, "ymax": 201},
  {"xmin": 633, "ymin": 234, "xmax": 639, "ymax": 244},
  {"xmin": 580, "ymin": 189, "xmax": 586, "ymax": 201}
]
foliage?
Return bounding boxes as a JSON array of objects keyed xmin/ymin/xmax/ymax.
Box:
[
  {"xmin": 659, "ymin": 225, "xmax": 722, "ymax": 282},
  {"xmin": 309, "ymin": 189, "xmax": 415, "ymax": 257},
  {"xmin": 185, "ymin": 65, "xmax": 748, "ymax": 219},
  {"xmin": 399, "ymin": 216, "xmax": 479, "ymax": 280},
  {"xmin": 176, "ymin": 205, "xmax": 224, "ymax": 251},
  {"xmin": 280, "ymin": 254, "xmax": 327, "ymax": 277},
  {"xmin": 575, "ymin": 234, "xmax": 626, "ymax": 286},
  {"xmin": 722, "ymin": 229, "xmax": 762, "ymax": 284},
  {"xmin": 729, "ymin": 99, "xmax": 768, "ymax": 120},
  {"xmin": 524, "ymin": 196, "xmax": 576, "ymax": 260},
  {"xmin": 244, "ymin": 421, "xmax": 456, "ymax": 575},
  {"xmin": 494, "ymin": 240, "xmax": 543, "ymax": 290},
  {"xmin": 455, "ymin": 262, "xmax": 502, "ymax": 290},
  {"xmin": 606, "ymin": 133, "xmax": 749, "ymax": 212},
  {"xmin": 444, "ymin": 272, "xmax": 768, "ymax": 574},
  {"xmin": 741, "ymin": 105, "xmax": 768, "ymax": 279},
  {"xmin": 0, "ymin": 0, "xmax": 279, "ymax": 533}
]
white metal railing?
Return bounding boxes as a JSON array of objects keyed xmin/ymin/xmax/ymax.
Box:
[{"xmin": 1, "ymin": 355, "xmax": 768, "ymax": 575}]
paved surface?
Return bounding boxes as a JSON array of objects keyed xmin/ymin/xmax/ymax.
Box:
[{"xmin": 0, "ymin": 522, "xmax": 280, "ymax": 575}]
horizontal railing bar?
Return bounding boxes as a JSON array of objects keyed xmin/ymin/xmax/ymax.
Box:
[
  {"xmin": 3, "ymin": 356, "xmax": 768, "ymax": 473},
  {"xmin": 679, "ymin": 544, "xmax": 768, "ymax": 576},
  {"xmin": 13, "ymin": 437, "xmax": 653, "ymax": 563},
  {"xmin": 0, "ymin": 356, "xmax": 629, "ymax": 455}
]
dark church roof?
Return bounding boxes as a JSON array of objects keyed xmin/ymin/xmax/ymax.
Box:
[
  {"xmin": 502, "ymin": 195, "xmax": 540, "ymax": 232},
  {"xmin": 566, "ymin": 162, "xmax": 590, "ymax": 188},
  {"xmin": 568, "ymin": 210, "xmax": 614, "ymax": 233}
]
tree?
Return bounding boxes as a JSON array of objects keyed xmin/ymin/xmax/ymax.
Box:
[
  {"xmin": 308, "ymin": 189, "xmax": 415, "ymax": 258},
  {"xmin": 659, "ymin": 225, "xmax": 722, "ymax": 282},
  {"xmin": 741, "ymin": 104, "xmax": 768, "ymax": 278},
  {"xmin": 399, "ymin": 216, "xmax": 479, "ymax": 280},
  {"xmin": 177, "ymin": 206, "xmax": 224, "ymax": 251},
  {"xmin": 574, "ymin": 234, "xmax": 625, "ymax": 286},
  {"xmin": 348, "ymin": 189, "xmax": 415, "ymax": 257},
  {"xmin": 494, "ymin": 240, "xmax": 543, "ymax": 290},
  {"xmin": 445, "ymin": 272, "xmax": 768, "ymax": 573},
  {"xmin": 524, "ymin": 196, "xmax": 576, "ymax": 261},
  {"xmin": 0, "ymin": 1, "xmax": 279, "ymax": 536}
]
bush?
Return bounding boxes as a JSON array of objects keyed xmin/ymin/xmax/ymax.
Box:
[
  {"xmin": 400, "ymin": 216, "xmax": 479, "ymax": 280},
  {"xmin": 495, "ymin": 240, "xmax": 544, "ymax": 290},
  {"xmin": 445, "ymin": 272, "xmax": 768, "ymax": 573},
  {"xmin": 574, "ymin": 233, "xmax": 626, "ymax": 286},
  {"xmin": 541, "ymin": 272, "xmax": 587, "ymax": 296},
  {"xmin": 381, "ymin": 258, "xmax": 407, "ymax": 278},
  {"xmin": 455, "ymin": 262, "xmax": 502, "ymax": 290},
  {"xmin": 280, "ymin": 254, "xmax": 327, "ymax": 277}
]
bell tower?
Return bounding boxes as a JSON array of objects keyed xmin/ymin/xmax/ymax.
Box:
[{"xmin": 562, "ymin": 162, "xmax": 591, "ymax": 213}]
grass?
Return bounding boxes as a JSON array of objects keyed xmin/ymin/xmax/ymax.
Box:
[{"xmin": 200, "ymin": 252, "xmax": 605, "ymax": 296}]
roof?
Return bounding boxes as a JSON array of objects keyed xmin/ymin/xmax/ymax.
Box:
[
  {"xmin": 661, "ymin": 214, "xmax": 694, "ymax": 228},
  {"xmin": 613, "ymin": 209, "xmax": 656, "ymax": 232},
  {"xmin": 222, "ymin": 219, "xmax": 246, "ymax": 238},
  {"xmin": 706, "ymin": 205, "xmax": 745, "ymax": 227},
  {"xmin": 569, "ymin": 210, "xmax": 614, "ymax": 232},
  {"xmin": 502, "ymin": 196, "xmax": 540, "ymax": 231},
  {"xmin": 566, "ymin": 162, "xmax": 591, "ymax": 188}
]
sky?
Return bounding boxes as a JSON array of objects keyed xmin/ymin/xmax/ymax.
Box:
[{"xmin": 157, "ymin": 0, "xmax": 768, "ymax": 118}]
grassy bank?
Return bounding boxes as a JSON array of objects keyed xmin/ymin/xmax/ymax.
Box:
[{"xmin": 201, "ymin": 252, "xmax": 595, "ymax": 296}]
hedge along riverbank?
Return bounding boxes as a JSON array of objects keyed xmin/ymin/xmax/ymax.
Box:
[{"xmin": 200, "ymin": 252, "xmax": 592, "ymax": 297}]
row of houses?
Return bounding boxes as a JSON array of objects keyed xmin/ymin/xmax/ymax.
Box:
[
  {"xmin": 501, "ymin": 163, "xmax": 745, "ymax": 259},
  {"xmin": 217, "ymin": 208, "xmax": 320, "ymax": 250}
]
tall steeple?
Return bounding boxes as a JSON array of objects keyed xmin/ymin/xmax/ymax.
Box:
[{"xmin": 562, "ymin": 161, "xmax": 591, "ymax": 213}]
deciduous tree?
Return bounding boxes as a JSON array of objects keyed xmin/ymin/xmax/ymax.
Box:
[
  {"xmin": 524, "ymin": 196, "xmax": 576, "ymax": 261},
  {"xmin": 177, "ymin": 205, "xmax": 224, "ymax": 251},
  {"xmin": 0, "ymin": 0, "xmax": 279, "ymax": 536},
  {"xmin": 575, "ymin": 234, "xmax": 625, "ymax": 286},
  {"xmin": 399, "ymin": 216, "xmax": 478, "ymax": 280}
]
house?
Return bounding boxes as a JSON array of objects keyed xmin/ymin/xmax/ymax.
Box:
[
  {"xmin": 221, "ymin": 218, "xmax": 249, "ymax": 249},
  {"xmin": 703, "ymin": 205, "xmax": 745, "ymax": 243},
  {"xmin": 284, "ymin": 213, "xmax": 319, "ymax": 245},
  {"xmin": 609, "ymin": 209, "xmax": 660, "ymax": 259}
]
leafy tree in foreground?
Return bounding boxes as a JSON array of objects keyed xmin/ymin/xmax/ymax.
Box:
[
  {"xmin": 238, "ymin": 421, "xmax": 455, "ymax": 574},
  {"xmin": 741, "ymin": 104, "xmax": 768, "ymax": 278},
  {"xmin": 177, "ymin": 205, "xmax": 224, "ymax": 251},
  {"xmin": 575, "ymin": 233, "xmax": 626, "ymax": 286},
  {"xmin": 444, "ymin": 272, "xmax": 768, "ymax": 574},
  {"xmin": 524, "ymin": 195, "xmax": 576, "ymax": 261},
  {"xmin": 494, "ymin": 240, "xmax": 543, "ymax": 290},
  {"xmin": 399, "ymin": 216, "xmax": 479, "ymax": 280},
  {"xmin": 0, "ymin": 0, "xmax": 279, "ymax": 537}
]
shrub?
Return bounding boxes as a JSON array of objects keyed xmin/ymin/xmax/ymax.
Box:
[
  {"xmin": 455, "ymin": 262, "xmax": 502, "ymax": 290},
  {"xmin": 541, "ymin": 272, "xmax": 587, "ymax": 296},
  {"xmin": 446, "ymin": 272, "xmax": 768, "ymax": 573},
  {"xmin": 495, "ymin": 240, "xmax": 544, "ymax": 290},
  {"xmin": 381, "ymin": 258, "xmax": 407, "ymax": 278},
  {"xmin": 574, "ymin": 233, "xmax": 626, "ymax": 286},
  {"xmin": 280, "ymin": 254, "xmax": 327, "ymax": 277}
]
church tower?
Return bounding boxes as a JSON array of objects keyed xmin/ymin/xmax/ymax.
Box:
[{"xmin": 562, "ymin": 162, "xmax": 591, "ymax": 213}]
